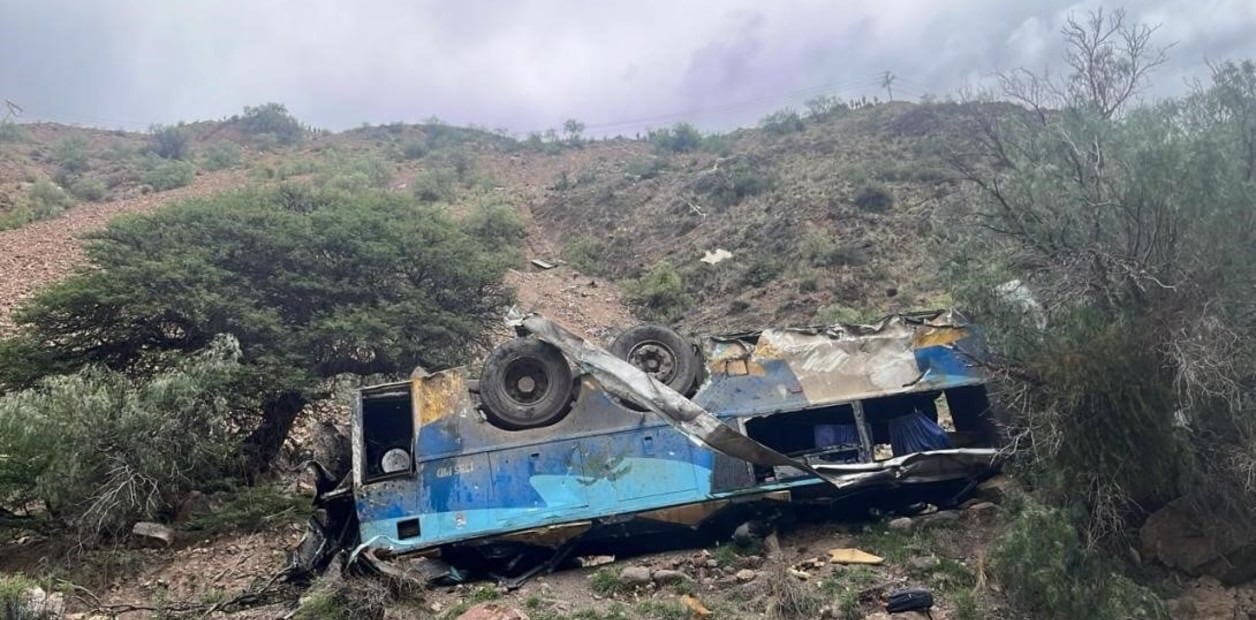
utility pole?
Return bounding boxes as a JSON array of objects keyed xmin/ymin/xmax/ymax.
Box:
[{"xmin": 881, "ymin": 71, "xmax": 896, "ymax": 101}]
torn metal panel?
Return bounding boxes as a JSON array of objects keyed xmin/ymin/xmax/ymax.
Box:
[{"xmin": 516, "ymin": 315, "xmax": 999, "ymax": 493}]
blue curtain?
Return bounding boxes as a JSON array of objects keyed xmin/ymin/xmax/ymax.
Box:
[
  {"xmin": 814, "ymin": 423, "xmax": 862, "ymax": 449},
  {"xmin": 888, "ymin": 410, "xmax": 952, "ymax": 455}
]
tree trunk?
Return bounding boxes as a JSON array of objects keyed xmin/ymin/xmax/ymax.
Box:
[{"xmin": 243, "ymin": 391, "xmax": 307, "ymax": 477}]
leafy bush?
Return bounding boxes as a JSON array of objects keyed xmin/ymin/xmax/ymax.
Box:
[
  {"xmin": 27, "ymin": 179, "xmax": 75, "ymax": 215},
  {"xmin": 741, "ymin": 255, "xmax": 782, "ymax": 287},
  {"xmin": 0, "ymin": 180, "xmax": 76, "ymax": 230},
  {"xmin": 560, "ymin": 235, "xmax": 608, "ymax": 276},
  {"xmin": 759, "ymin": 109, "xmax": 804, "ymax": 135},
  {"xmin": 624, "ymin": 157, "xmax": 665, "ymax": 180},
  {"xmin": 853, "ymin": 182, "xmax": 893, "ymax": 212},
  {"xmin": 626, "ymin": 261, "xmax": 690, "ymax": 322},
  {"xmin": 648, "ymin": 123, "xmax": 703, "ymax": 153},
  {"xmin": 238, "ymin": 102, "xmax": 303, "ymax": 145},
  {"xmin": 1, "ymin": 185, "xmax": 515, "ymax": 472},
  {"xmin": 992, "ymin": 502, "xmax": 1167, "ymax": 620},
  {"xmin": 798, "ymin": 229, "xmax": 863, "ymax": 267},
  {"xmin": 805, "ymin": 95, "xmax": 847, "ymax": 117},
  {"xmin": 149, "ymin": 124, "xmax": 189, "ymax": 160},
  {"xmin": 691, "ymin": 160, "xmax": 775, "ymax": 210},
  {"xmin": 0, "ymin": 574, "xmax": 54, "ymax": 620},
  {"xmin": 141, "ymin": 156, "xmax": 196, "ymax": 190},
  {"xmin": 0, "ymin": 121, "xmax": 26, "ymax": 142},
  {"xmin": 0, "ymin": 337, "xmax": 246, "ymax": 544},
  {"xmin": 412, "ymin": 166, "xmax": 457, "ymax": 203},
  {"xmin": 69, "ymin": 177, "xmax": 107, "ymax": 202},
  {"xmin": 202, "ymin": 141, "xmax": 243, "ymax": 170},
  {"xmin": 51, "ymin": 137, "xmax": 90, "ymax": 177},
  {"xmin": 951, "ymin": 53, "xmax": 1256, "ymax": 542},
  {"xmin": 400, "ymin": 139, "xmax": 426, "ymax": 160},
  {"xmin": 463, "ymin": 199, "xmax": 526, "ymax": 261}
]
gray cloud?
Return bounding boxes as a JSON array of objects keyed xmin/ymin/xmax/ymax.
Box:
[{"xmin": 2, "ymin": 0, "xmax": 1254, "ymax": 136}]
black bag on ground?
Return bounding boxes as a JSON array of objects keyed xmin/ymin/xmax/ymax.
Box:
[{"xmin": 886, "ymin": 587, "xmax": 934, "ymax": 613}]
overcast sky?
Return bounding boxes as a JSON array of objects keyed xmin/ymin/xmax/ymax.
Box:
[{"xmin": 3, "ymin": 0, "xmax": 1255, "ymax": 137}]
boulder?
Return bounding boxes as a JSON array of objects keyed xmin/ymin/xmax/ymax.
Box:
[
  {"xmin": 735, "ymin": 569, "xmax": 757, "ymax": 582},
  {"xmin": 975, "ymin": 475, "xmax": 1018, "ymax": 504},
  {"xmin": 888, "ymin": 517, "xmax": 914, "ymax": 531},
  {"xmin": 618, "ymin": 566, "xmax": 652, "ymax": 587},
  {"xmin": 652, "ymin": 569, "xmax": 690, "ymax": 584},
  {"xmin": 1140, "ymin": 495, "xmax": 1256, "ymax": 585},
  {"xmin": 455, "ymin": 603, "xmax": 529, "ymax": 620},
  {"xmin": 131, "ymin": 521, "xmax": 175, "ymax": 546}
]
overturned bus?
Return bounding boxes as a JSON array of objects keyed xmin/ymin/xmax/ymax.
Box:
[{"xmin": 299, "ymin": 310, "xmax": 1001, "ymax": 582}]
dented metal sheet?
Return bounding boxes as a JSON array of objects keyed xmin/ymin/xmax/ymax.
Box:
[{"xmin": 515, "ymin": 314, "xmax": 998, "ymax": 492}]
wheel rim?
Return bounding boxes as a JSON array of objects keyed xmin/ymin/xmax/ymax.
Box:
[
  {"xmin": 502, "ymin": 358, "xmax": 551, "ymax": 411},
  {"xmin": 627, "ymin": 340, "xmax": 677, "ymax": 384}
]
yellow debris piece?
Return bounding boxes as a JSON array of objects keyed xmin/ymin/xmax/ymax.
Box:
[
  {"xmin": 681, "ymin": 594, "xmax": 711, "ymax": 618},
  {"xmin": 828, "ymin": 548, "xmax": 885, "ymax": 565}
]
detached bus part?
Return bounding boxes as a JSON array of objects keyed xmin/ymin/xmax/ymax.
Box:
[{"xmin": 293, "ymin": 310, "xmax": 1001, "ymax": 583}]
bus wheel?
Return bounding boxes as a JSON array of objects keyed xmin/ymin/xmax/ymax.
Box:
[
  {"xmin": 611, "ymin": 324, "xmax": 700, "ymax": 397},
  {"xmin": 479, "ymin": 337, "xmax": 575, "ymax": 430}
]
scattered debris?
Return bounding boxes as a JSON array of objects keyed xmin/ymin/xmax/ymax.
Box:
[
  {"xmin": 131, "ymin": 521, "xmax": 175, "ymax": 546},
  {"xmin": 827, "ymin": 548, "xmax": 884, "ymax": 565},
  {"xmin": 578, "ymin": 555, "xmax": 615, "ymax": 567},
  {"xmin": 886, "ymin": 587, "xmax": 934, "ymax": 613},
  {"xmin": 530, "ymin": 258, "xmax": 557, "ymax": 270},
  {"xmin": 680, "ymin": 593, "xmax": 712, "ymax": 617},
  {"xmin": 455, "ymin": 602, "xmax": 530, "ymax": 620},
  {"xmin": 699, "ymin": 248, "xmax": 733, "ymax": 265}
]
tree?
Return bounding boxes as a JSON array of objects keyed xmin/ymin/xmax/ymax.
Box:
[
  {"xmin": 0, "ymin": 185, "xmax": 516, "ymax": 472},
  {"xmin": 149, "ymin": 123, "xmax": 190, "ymax": 160},
  {"xmin": 238, "ymin": 102, "xmax": 304, "ymax": 145},
  {"xmin": 562, "ymin": 119, "xmax": 585, "ymax": 145},
  {"xmin": 948, "ymin": 11, "xmax": 1255, "ymax": 545}
]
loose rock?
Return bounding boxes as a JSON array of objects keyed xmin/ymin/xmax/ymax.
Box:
[
  {"xmin": 455, "ymin": 603, "xmax": 530, "ymax": 620},
  {"xmin": 735, "ymin": 569, "xmax": 757, "ymax": 582},
  {"xmin": 131, "ymin": 521, "xmax": 175, "ymax": 546},
  {"xmin": 618, "ymin": 565, "xmax": 652, "ymax": 587},
  {"xmin": 888, "ymin": 517, "xmax": 914, "ymax": 531},
  {"xmin": 652, "ymin": 569, "xmax": 690, "ymax": 584}
]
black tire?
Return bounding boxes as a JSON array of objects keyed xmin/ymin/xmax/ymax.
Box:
[
  {"xmin": 479, "ymin": 338, "xmax": 575, "ymax": 430},
  {"xmin": 610, "ymin": 324, "xmax": 701, "ymax": 397}
]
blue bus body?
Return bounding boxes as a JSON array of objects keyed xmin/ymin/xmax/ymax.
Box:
[{"xmin": 348, "ymin": 311, "xmax": 999, "ymax": 560}]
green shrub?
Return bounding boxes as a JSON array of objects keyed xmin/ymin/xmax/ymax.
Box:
[
  {"xmin": 1, "ymin": 185, "xmax": 513, "ymax": 475},
  {"xmin": 69, "ymin": 177, "xmax": 108, "ymax": 202},
  {"xmin": 202, "ymin": 142, "xmax": 243, "ymax": 170},
  {"xmin": 626, "ymin": 261, "xmax": 690, "ymax": 322},
  {"xmin": 805, "ymin": 95, "xmax": 847, "ymax": 117},
  {"xmin": 691, "ymin": 160, "xmax": 775, "ymax": 210},
  {"xmin": 798, "ymin": 229, "xmax": 863, "ymax": 267},
  {"xmin": 238, "ymin": 102, "xmax": 303, "ymax": 145},
  {"xmin": 0, "ymin": 121, "xmax": 26, "ymax": 142},
  {"xmin": 624, "ymin": 157, "xmax": 664, "ymax": 180},
  {"xmin": 400, "ymin": 139, "xmax": 426, "ymax": 160},
  {"xmin": 180, "ymin": 484, "xmax": 310, "ymax": 535},
  {"xmin": 52, "ymin": 137, "xmax": 90, "ymax": 176},
  {"xmin": 561, "ymin": 235, "xmax": 608, "ymax": 276},
  {"xmin": 992, "ymin": 502, "xmax": 1167, "ymax": 620},
  {"xmin": 0, "ymin": 337, "xmax": 247, "ymax": 544},
  {"xmin": 853, "ymin": 182, "xmax": 893, "ymax": 212},
  {"xmin": 142, "ymin": 157, "xmax": 196, "ymax": 190},
  {"xmin": 741, "ymin": 255, "xmax": 782, "ymax": 287},
  {"xmin": 149, "ymin": 124, "xmax": 189, "ymax": 160},
  {"xmin": 649, "ymin": 122, "xmax": 703, "ymax": 153},
  {"xmin": 0, "ymin": 574, "xmax": 54, "ymax": 620},
  {"xmin": 759, "ymin": 109, "xmax": 804, "ymax": 135},
  {"xmin": 28, "ymin": 179, "xmax": 75, "ymax": 215},
  {"xmin": 412, "ymin": 166, "xmax": 456, "ymax": 203},
  {"xmin": 464, "ymin": 200, "xmax": 526, "ymax": 261}
]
